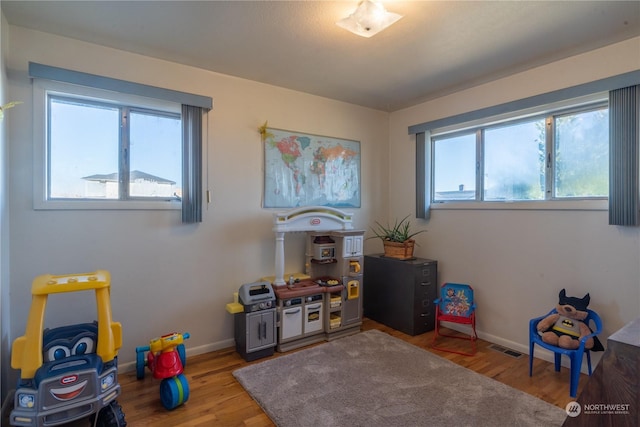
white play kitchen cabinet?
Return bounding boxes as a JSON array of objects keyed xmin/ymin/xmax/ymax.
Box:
[
  {"xmin": 342, "ymin": 233, "xmax": 363, "ymax": 257},
  {"xmin": 270, "ymin": 207, "xmax": 364, "ymax": 352}
]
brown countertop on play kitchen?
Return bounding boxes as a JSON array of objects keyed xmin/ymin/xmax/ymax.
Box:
[{"xmin": 273, "ymin": 280, "xmax": 344, "ymax": 299}]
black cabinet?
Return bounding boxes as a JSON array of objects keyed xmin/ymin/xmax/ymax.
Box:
[{"xmin": 363, "ymin": 255, "xmax": 437, "ymax": 336}]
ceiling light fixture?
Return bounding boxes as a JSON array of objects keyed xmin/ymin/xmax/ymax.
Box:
[{"xmin": 336, "ymin": 0, "xmax": 403, "ymax": 38}]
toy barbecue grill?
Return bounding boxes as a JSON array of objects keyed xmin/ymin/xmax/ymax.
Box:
[
  {"xmin": 235, "ymin": 281, "xmax": 277, "ymax": 361},
  {"xmin": 238, "ymin": 281, "xmax": 276, "ymax": 312}
]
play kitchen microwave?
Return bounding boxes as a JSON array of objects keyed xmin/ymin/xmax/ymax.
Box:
[
  {"xmin": 314, "ymin": 244, "xmax": 335, "ymax": 261},
  {"xmin": 312, "ymin": 236, "xmax": 335, "ymax": 261}
]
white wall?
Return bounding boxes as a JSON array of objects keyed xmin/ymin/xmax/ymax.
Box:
[
  {"xmin": 3, "ymin": 23, "xmax": 639, "ymax": 394},
  {"xmin": 0, "ymin": 12, "xmax": 11, "ymax": 401},
  {"xmin": 4, "ymin": 26, "xmax": 389, "ymax": 381},
  {"xmin": 389, "ymin": 37, "xmax": 640, "ymax": 359}
]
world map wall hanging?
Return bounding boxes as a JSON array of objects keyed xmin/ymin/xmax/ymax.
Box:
[{"xmin": 262, "ymin": 127, "xmax": 361, "ymax": 208}]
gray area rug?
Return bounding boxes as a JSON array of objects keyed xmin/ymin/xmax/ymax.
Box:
[{"xmin": 233, "ymin": 329, "xmax": 567, "ymax": 427}]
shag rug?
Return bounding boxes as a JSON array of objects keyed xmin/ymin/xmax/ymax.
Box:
[{"xmin": 233, "ymin": 330, "xmax": 566, "ymax": 427}]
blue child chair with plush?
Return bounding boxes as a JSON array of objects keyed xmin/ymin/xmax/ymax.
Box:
[
  {"xmin": 529, "ymin": 308, "xmax": 603, "ymax": 398},
  {"xmin": 432, "ymin": 283, "xmax": 477, "ymax": 356}
]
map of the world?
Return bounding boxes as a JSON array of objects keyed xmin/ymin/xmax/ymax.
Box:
[{"xmin": 263, "ymin": 128, "xmax": 360, "ymax": 208}]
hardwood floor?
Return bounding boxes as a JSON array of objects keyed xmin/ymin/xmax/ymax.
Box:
[{"xmin": 116, "ymin": 318, "xmax": 581, "ymax": 426}]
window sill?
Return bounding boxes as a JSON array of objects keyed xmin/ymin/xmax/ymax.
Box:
[
  {"xmin": 431, "ymin": 199, "xmax": 608, "ymax": 211},
  {"xmin": 34, "ymin": 199, "xmax": 182, "ymax": 211}
]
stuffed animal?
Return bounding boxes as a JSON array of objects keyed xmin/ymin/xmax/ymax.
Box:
[{"xmin": 536, "ymin": 289, "xmax": 604, "ymax": 351}]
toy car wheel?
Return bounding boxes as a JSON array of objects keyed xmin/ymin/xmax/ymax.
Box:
[
  {"xmin": 92, "ymin": 400, "xmax": 127, "ymax": 427},
  {"xmin": 136, "ymin": 350, "xmax": 145, "ymax": 380},
  {"xmin": 159, "ymin": 373, "xmax": 190, "ymax": 410},
  {"xmin": 177, "ymin": 343, "xmax": 187, "ymax": 368}
]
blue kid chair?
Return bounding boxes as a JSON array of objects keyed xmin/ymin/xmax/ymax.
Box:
[
  {"xmin": 529, "ymin": 308, "xmax": 603, "ymax": 398},
  {"xmin": 432, "ymin": 283, "xmax": 477, "ymax": 356}
]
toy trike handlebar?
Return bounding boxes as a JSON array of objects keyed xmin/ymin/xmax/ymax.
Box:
[{"xmin": 136, "ymin": 332, "xmax": 190, "ymax": 355}]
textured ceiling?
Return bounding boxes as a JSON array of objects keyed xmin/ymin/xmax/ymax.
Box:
[{"xmin": 2, "ymin": 1, "xmax": 639, "ymax": 111}]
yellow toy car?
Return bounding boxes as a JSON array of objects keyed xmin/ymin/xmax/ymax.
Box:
[{"xmin": 10, "ymin": 271, "xmax": 126, "ymax": 427}]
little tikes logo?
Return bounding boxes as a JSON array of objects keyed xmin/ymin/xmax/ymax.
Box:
[
  {"xmin": 310, "ymin": 218, "xmax": 321, "ymax": 226},
  {"xmin": 61, "ymin": 374, "xmax": 78, "ymax": 385}
]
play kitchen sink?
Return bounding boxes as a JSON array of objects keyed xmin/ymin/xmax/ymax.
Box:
[
  {"xmin": 273, "ymin": 276, "xmax": 341, "ymax": 299},
  {"xmin": 273, "ymin": 279, "xmax": 322, "ymax": 298}
]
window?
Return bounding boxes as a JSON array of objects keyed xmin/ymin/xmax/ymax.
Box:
[
  {"xmin": 553, "ymin": 107, "xmax": 609, "ymax": 198},
  {"xmin": 484, "ymin": 119, "xmax": 545, "ymax": 201},
  {"xmin": 433, "ymin": 133, "xmax": 476, "ymax": 201},
  {"xmin": 430, "ymin": 102, "xmax": 609, "ymax": 205},
  {"xmin": 48, "ymin": 96, "xmax": 181, "ymax": 201},
  {"xmin": 35, "ymin": 80, "xmax": 183, "ymax": 210}
]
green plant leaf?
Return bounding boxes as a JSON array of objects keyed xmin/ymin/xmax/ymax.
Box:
[{"xmin": 367, "ymin": 214, "xmax": 426, "ymax": 243}]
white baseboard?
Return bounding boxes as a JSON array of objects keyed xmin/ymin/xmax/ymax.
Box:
[
  {"xmin": 120, "ymin": 325, "xmax": 601, "ymax": 377},
  {"xmin": 439, "ymin": 322, "xmax": 599, "ymax": 374},
  {"xmin": 119, "ymin": 338, "xmax": 235, "ymax": 373}
]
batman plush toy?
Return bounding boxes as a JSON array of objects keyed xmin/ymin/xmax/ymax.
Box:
[{"xmin": 536, "ymin": 289, "xmax": 604, "ymax": 351}]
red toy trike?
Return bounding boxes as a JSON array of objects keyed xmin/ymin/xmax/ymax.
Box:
[{"xmin": 135, "ymin": 332, "xmax": 190, "ymax": 410}]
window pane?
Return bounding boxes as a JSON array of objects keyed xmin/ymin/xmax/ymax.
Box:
[
  {"xmin": 129, "ymin": 111, "xmax": 181, "ymax": 198},
  {"xmin": 484, "ymin": 119, "xmax": 545, "ymax": 201},
  {"xmin": 554, "ymin": 108, "xmax": 609, "ymax": 198},
  {"xmin": 433, "ymin": 133, "xmax": 476, "ymax": 201},
  {"xmin": 49, "ymin": 98, "xmax": 119, "ymax": 199}
]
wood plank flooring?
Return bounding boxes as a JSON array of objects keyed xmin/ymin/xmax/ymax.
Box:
[{"xmin": 116, "ymin": 318, "xmax": 581, "ymax": 426}]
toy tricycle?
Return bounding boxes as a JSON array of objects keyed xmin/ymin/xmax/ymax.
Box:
[{"xmin": 135, "ymin": 332, "xmax": 190, "ymax": 410}]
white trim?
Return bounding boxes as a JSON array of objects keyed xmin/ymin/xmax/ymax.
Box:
[
  {"xmin": 35, "ymin": 79, "xmax": 181, "ymax": 113},
  {"xmin": 431, "ymin": 199, "xmax": 608, "ymax": 211},
  {"xmin": 444, "ymin": 323, "xmax": 597, "ymax": 374},
  {"xmin": 430, "ymin": 92, "xmax": 607, "ymax": 137},
  {"xmin": 428, "ymin": 100, "xmax": 610, "ymax": 209},
  {"xmin": 409, "ymin": 70, "xmax": 640, "ymax": 134},
  {"xmin": 33, "ymin": 79, "xmax": 182, "ymax": 211},
  {"xmin": 117, "ymin": 338, "xmax": 235, "ymax": 373},
  {"xmin": 29, "ymin": 62, "xmax": 212, "ymax": 110},
  {"xmin": 36, "ymin": 199, "xmax": 181, "ymax": 211}
]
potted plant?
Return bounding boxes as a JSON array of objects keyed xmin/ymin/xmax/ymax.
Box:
[{"xmin": 367, "ymin": 215, "xmax": 426, "ymax": 260}]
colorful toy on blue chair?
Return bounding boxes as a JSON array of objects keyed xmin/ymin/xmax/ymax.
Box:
[
  {"xmin": 529, "ymin": 289, "xmax": 604, "ymax": 397},
  {"xmin": 135, "ymin": 332, "xmax": 190, "ymax": 410}
]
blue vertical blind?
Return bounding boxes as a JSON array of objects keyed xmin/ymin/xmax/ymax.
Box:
[
  {"xmin": 609, "ymin": 85, "xmax": 640, "ymax": 226},
  {"xmin": 415, "ymin": 132, "xmax": 431, "ymax": 220},
  {"xmin": 182, "ymin": 105, "xmax": 204, "ymax": 223}
]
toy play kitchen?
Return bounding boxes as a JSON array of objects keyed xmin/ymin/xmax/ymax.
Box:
[
  {"xmin": 271, "ymin": 207, "xmax": 364, "ymax": 352},
  {"xmin": 227, "ymin": 206, "xmax": 364, "ymax": 359}
]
